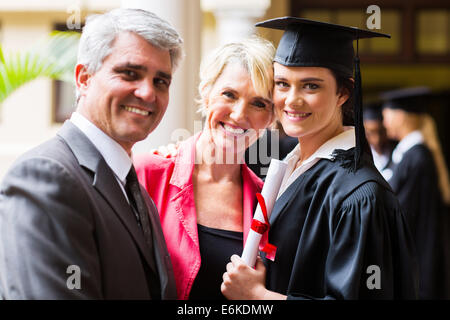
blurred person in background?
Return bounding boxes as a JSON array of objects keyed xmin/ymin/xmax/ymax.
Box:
[
  {"xmin": 363, "ymin": 101, "xmax": 396, "ymax": 181},
  {"xmin": 382, "ymin": 86, "xmax": 450, "ymax": 299}
]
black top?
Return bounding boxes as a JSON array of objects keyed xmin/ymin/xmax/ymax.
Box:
[
  {"xmin": 388, "ymin": 143, "xmax": 450, "ymax": 299},
  {"xmin": 262, "ymin": 151, "xmax": 419, "ymax": 299},
  {"xmin": 189, "ymin": 224, "xmax": 243, "ymax": 300}
]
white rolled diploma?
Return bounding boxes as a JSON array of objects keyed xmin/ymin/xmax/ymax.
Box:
[{"xmin": 241, "ymin": 159, "xmax": 288, "ymax": 267}]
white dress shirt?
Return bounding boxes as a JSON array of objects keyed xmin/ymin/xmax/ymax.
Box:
[
  {"xmin": 371, "ymin": 146, "xmax": 394, "ymax": 181},
  {"xmin": 70, "ymin": 112, "xmax": 132, "ymax": 201},
  {"xmin": 371, "ymin": 146, "xmax": 390, "ymax": 172},
  {"xmin": 277, "ymin": 127, "xmax": 356, "ymax": 199}
]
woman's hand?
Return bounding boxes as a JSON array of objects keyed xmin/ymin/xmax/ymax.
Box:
[
  {"xmin": 150, "ymin": 142, "xmax": 180, "ymax": 158},
  {"xmin": 221, "ymin": 255, "xmax": 286, "ymax": 300}
]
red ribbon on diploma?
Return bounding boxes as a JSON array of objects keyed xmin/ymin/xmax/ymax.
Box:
[{"xmin": 251, "ymin": 193, "xmax": 277, "ymax": 261}]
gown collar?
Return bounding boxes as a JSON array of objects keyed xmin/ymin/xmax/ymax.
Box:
[
  {"xmin": 392, "ymin": 130, "xmax": 424, "ymax": 164},
  {"xmin": 277, "ymin": 127, "xmax": 355, "ymax": 199}
]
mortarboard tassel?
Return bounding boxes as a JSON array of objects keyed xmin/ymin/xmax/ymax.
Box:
[
  {"xmin": 354, "ymin": 61, "xmax": 363, "ymax": 170},
  {"xmin": 353, "ymin": 37, "xmax": 369, "ymax": 171},
  {"xmin": 331, "ymin": 38, "xmax": 369, "ymax": 172}
]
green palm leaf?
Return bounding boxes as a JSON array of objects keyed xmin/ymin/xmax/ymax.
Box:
[
  {"xmin": 0, "ymin": 45, "xmax": 5, "ymax": 64},
  {"xmin": 0, "ymin": 30, "xmax": 80, "ymax": 104}
]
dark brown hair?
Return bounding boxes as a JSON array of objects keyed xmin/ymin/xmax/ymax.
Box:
[{"xmin": 330, "ymin": 69, "xmax": 354, "ymax": 126}]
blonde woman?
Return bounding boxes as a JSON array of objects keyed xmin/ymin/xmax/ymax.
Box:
[{"xmin": 134, "ymin": 37, "xmax": 275, "ymax": 300}]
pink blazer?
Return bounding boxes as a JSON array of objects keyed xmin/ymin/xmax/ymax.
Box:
[{"xmin": 134, "ymin": 133, "xmax": 263, "ymax": 300}]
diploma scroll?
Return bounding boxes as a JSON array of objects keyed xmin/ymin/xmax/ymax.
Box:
[{"xmin": 241, "ymin": 159, "xmax": 288, "ymax": 267}]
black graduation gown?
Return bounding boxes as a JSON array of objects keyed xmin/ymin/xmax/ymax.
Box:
[
  {"xmin": 262, "ymin": 151, "xmax": 419, "ymax": 299},
  {"xmin": 388, "ymin": 143, "xmax": 450, "ymax": 299}
]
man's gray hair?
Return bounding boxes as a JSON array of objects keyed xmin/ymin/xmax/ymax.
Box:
[{"xmin": 76, "ymin": 8, "xmax": 184, "ymax": 100}]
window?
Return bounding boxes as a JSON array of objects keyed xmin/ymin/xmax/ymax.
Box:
[
  {"xmin": 52, "ymin": 23, "xmax": 80, "ymax": 123},
  {"xmin": 416, "ymin": 9, "xmax": 450, "ymax": 55},
  {"xmin": 300, "ymin": 8, "xmax": 401, "ymax": 55},
  {"xmin": 53, "ymin": 78, "xmax": 77, "ymax": 123},
  {"xmin": 291, "ymin": 0, "xmax": 450, "ymax": 63}
]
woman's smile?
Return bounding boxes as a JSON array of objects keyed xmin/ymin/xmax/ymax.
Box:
[
  {"xmin": 203, "ymin": 62, "xmax": 272, "ymax": 154},
  {"xmin": 219, "ymin": 121, "xmax": 249, "ymax": 136},
  {"xmin": 283, "ymin": 109, "xmax": 312, "ymax": 122}
]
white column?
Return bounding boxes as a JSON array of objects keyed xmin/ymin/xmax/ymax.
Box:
[
  {"xmin": 202, "ymin": 0, "xmax": 271, "ymax": 46},
  {"xmin": 122, "ymin": 0, "xmax": 202, "ymax": 153}
]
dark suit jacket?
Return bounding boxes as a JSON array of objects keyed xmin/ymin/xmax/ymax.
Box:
[{"xmin": 0, "ymin": 121, "xmax": 177, "ymax": 299}]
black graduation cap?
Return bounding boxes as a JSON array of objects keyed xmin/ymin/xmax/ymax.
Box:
[
  {"xmin": 380, "ymin": 86, "xmax": 431, "ymax": 114},
  {"xmin": 363, "ymin": 101, "xmax": 383, "ymax": 121},
  {"xmin": 256, "ymin": 17, "xmax": 391, "ymax": 170}
]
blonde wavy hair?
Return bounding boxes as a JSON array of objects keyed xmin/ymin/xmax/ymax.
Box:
[
  {"xmin": 196, "ymin": 36, "xmax": 275, "ymax": 117},
  {"xmin": 419, "ymin": 114, "xmax": 450, "ymax": 205},
  {"xmin": 402, "ymin": 112, "xmax": 450, "ymax": 205}
]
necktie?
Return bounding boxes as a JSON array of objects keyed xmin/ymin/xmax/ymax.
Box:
[
  {"xmin": 125, "ymin": 166, "xmax": 161, "ymax": 299},
  {"xmin": 125, "ymin": 166, "xmax": 153, "ymax": 250}
]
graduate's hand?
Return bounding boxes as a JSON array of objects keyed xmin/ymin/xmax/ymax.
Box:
[
  {"xmin": 150, "ymin": 142, "xmax": 179, "ymax": 158},
  {"xmin": 220, "ymin": 255, "xmax": 270, "ymax": 300},
  {"xmin": 221, "ymin": 255, "xmax": 288, "ymax": 300}
]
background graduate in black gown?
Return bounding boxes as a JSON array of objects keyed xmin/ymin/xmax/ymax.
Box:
[
  {"xmin": 363, "ymin": 101, "xmax": 396, "ymax": 181},
  {"xmin": 221, "ymin": 17, "xmax": 419, "ymax": 300},
  {"xmin": 381, "ymin": 87, "xmax": 450, "ymax": 299}
]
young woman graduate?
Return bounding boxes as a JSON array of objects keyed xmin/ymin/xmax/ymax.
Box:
[
  {"xmin": 220, "ymin": 17, "xmax": 419, "ymax": 300},
  {"xmin": 382, "ymin": 87, "xmax": 450, "ymax": 299}
]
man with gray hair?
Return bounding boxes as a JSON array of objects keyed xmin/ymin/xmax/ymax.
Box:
[{"xmin": 0, "ymin": 8, "xmax": 182, "ymax": 299}]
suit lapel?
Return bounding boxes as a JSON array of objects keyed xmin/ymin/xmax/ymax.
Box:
[
  {"xmin": 170, "ymin": 185, "xmax": 198, "ymax": 246},
  {"xmin": 241, "ymin": 164, "xmax": 263, "ymax": 246},
  {"xmin": 142, "ymin": 189, "xmax": 177, "ymax": 299},
  {"xmin": 57, "ymin": 121, "xmax": 158, "ymax": 274},
  {"xmin": 92, "ymin": 164, "xmax": 157, "ymax": 272},
  {"xmin": 169, "ymin": 134, "xmax": 199, "ymax": 247}
]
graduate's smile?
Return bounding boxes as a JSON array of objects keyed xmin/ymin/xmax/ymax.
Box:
[
  {"xmin": 284, "ymin": 109, "xmax": 312, "ymax": 122},
  {"xmin": 273, "ymin": 64, "xmax": 348, "ymax": 141}
]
